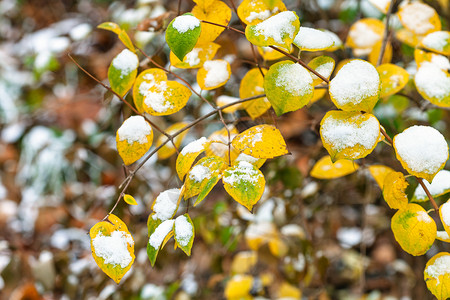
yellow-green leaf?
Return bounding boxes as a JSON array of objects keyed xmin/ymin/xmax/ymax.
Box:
[
  {"xmin": 206, "ymin": 126, "xmax": 240, "ymax": 162},
  {"xmin": 90, "ymin": 214, "xmax": 135, "ymax": 283},
  {"xmin": 116, "ymin": 116, "xmax": 153, "ymax": 165},
  {"xmin": 156, "ymin": 122, "xmax": 189, "ymax": 160},
  {"xmin": 147, "ymin": 219, "xmax": 174, "ymax": 266},
  {"xmin": 393, "ymin": 125, "xmax": 449, "ymax": 183},
  {"xmin": 98, "ymin": 22, "xmax": 135, "ymax": 52},
  {"xmin": 320, "ymin": 111, "xmax": 381, "ymax": 161},
  {"xmin": 174, "ymin": 214, "xmax": 195, "ymax": 256},
  {"xmin": 329, "ymin": 59, "xmax": 380, "ymax": 112},
  {"xmin": 264, "ymin": 61, "xmax": 313, "ymax": 115},
  {"xmin": 398, "ymin": 2, "xmax": 441, "ymax": 36},
  {"xmin": 176, "ymin": 137, "xmax": 210, "ymax": 180},
  {"xmin": 197, "ymin": 59, "xmax": 231, "ymax": 90},
  {"xmin": 310, "ymin": 155, "xmax": 359, "ymax": 179},
  {"xmin": 382, "ymin": 171, "xmax": 408, "ymax": 209},
  {"xmin": 391, "ymin": 203, "xmax": 436, "ymax": 256},
  {"xmin": 293, "ymin": 27, "xmax": 334, "ymax": 51},
  {"xmin": 237, "ymin": 0, "xmax": 287, "ymax": 25},
  {"xmin": 123, "ymin": 194, "xmax": 137, "ymax": 205},
  {"xmin": 192, "ymin": 0, "xmax": 231, "ymax": 42},
  {"xmin": 421, "ymin": 31, "xmax": 450, "ymax": 55},
  {"xmin": 231, "ymin": 124, "xmax": 288, "ymax": 159},
  {"xmin": 98, "ymin": 22, "xmax": 121, "ymax": 34},
  {"xmin": 308, "ymin": 55, "xmax": 335, "ymax": 86},
  {"xmin": 424, "ymin": 252, "xmax": 450, "ymax": 300},
  {"xmin": 166, "ymin": 13, "xmax": 202, "ymax": 61},
  {"xmin": 368, "ymin": 165, "xmax": 395, "ymax": 189},
  {"xmin": 133, "ymin": 68, "xmax": 168, "ymax": 113},
  {"xmin": 239, "ymin": 68, "xmax": 271, "ymax": 119},
  {"xmin": 170, "ymin": 42, "xmax": 221, "ymax": 69},
  {"xmin": 108, "ymin": 49, "xmax": 139, "ymax": 97},
  {"xmin": 223, "ymin": 161, "xmax": 266, "ymax": 211},
  {"xmin": 184, "ymin": 156, "xmax": 226, "ymax": 204},
  {"xmin": 245, "ymin": 11, "xmax": 300, "ymax": 49},
  {"xmin": 376, "ymin": 63, "xmax": 409, "ymax": 98}
]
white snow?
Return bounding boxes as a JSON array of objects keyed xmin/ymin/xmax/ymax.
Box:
[
  {"xmin": 172, "ymin": 15, "xmax": 200, "ymax": 33},
  {"xmin": 117, "ymin": 115, "xmax": 152, "ymax": 144},
  {"xmin": 394, "ymin": 125, "xmax": 448, "ymax": 175},
  {"xmin": 329, "ymin": 60, "xmax": 380, "ymax": 107},
  {"xmin": 416, "ymin": 210, "xmax": 432, "ymax": 223},
  {"xmin": 321, "ymin": 113, "xmax": 380, "ymax": 157},
  {"xmin": 246, "ymin": 7, "xmax": 279, "ymax": 23},
  {"xmin": 251, "ymin": 131, "xmax": 263, "ymax": 146},
  {"xmin": 180, "ymin": 137, "xmax": 207, "ymax": 155},
  {"xmin": 275, "ymin": 63, "xmax": 313, "ymax": 96},
  {"xmin": 311, "ymin": 61, "xmax": 334, "ymax": 81},
  {"xmin": 174, "ymin": 215, "xmax": 193, "ymax": 247},
  {"xmin": 337, "ymin": 227, "xmax": 362, "ymax": 248},
  {"xmin": 112, "ymin": 49, "xmax": 139, "ymax": 78},
  {"xmin": 422, "ymin": 31, "xmax": 450, "ymax": 52},
  {"xmin": 252, "ymin": 11, "xmax": 298, "ymax": 45},
  {"xmin": 415, "ymin": 62, "xmax": 450, "ymax": 100},
  {"xmin": 148, "ymin": 219, "xmax": 175, "ymax": 249},
  {"xmin": 414, "ymin": 170, "xmax": 450, "ymax": 200},
  {"xmin": 202, "ymin": 60, "xmax": 230, "ymax": 88},
  {"xmin": 222, "ymin": 161, "xmax": 262, "ymax": 186},
  {"xmin": 69, "ymin": 23, "xmax": 92, "ymax": 41},
  {"xmin": 348, "ymin": 21, "xmax": 381, "ymax": 49},
  {"xmin": 92, "ymin": 230, "xmax": 134, "ymax": 268},
  {"xmin": 184, "ymin": 48, "xmax": 201, "ymax": 66},
  {"xmin": 139, "ymin": 80, "xmax": 173, "ymax": 113},
  {"xmin": 189, "ymin": 164, "xmax": 211, "ymax": 182},
  {"xmin": 441, "ymin": 201, "xmax": 450, "ymax": 227},
  {"xmin": 235, "ymin": 153, "xmax": 260, "ymax": 165},
  {"xmin": 217, "ymin": 95, "xmax": 240, "ymax": 106},
  {"xmin": 152, "ymin": 188, "xmax": 181, "ymax": 221},
  {"xmin": 425, "ymin": 254, "xmax": 450, "ymax": 284},
  {"xmin": 369, "ymin": 0, "xmax": 391, "ymax": 12},
  {"xmin": 431, "ymin": 55, "xmax": 450, "ymax": 71},
  {"xmin": 323, "ymin": 30, "xmax": 342, "ymax": 48},
  {"xmin": 437, "ymin": 231, "xmax": 450, "ymax": 240},
  {"xmin": 294, "ymin": 27, "xmax": 334, "ymax": 50},
  {"xmin": 400, "ymin": 3, "xmax": 437, "ymax": 35}
]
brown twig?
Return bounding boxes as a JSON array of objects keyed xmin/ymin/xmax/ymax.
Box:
[
  {"xmin": 417, "ymin": 178, "xmax": 439, "ymax": 212},
  {"xmin": 377, "ymin": 0, "xmax": 396, "ymax": 66}
]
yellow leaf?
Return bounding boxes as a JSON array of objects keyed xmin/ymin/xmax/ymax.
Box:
[
  {"xmin": 368, "ymin": 165, "xmax": 395, "ymax": 189},
  {"xmin": 170, "ymin": 42, "xmax": 220, "ymax": 69},
  {"xmin": 414, "ymin": 49, "xmax": 449, "ymax": 70},
  {"xmin": 310, "ymin": 87, "xmax": 327, "ymax": 104},
  {"xmin": 216, "ymin": 95, "xmax": 243, "ymax": 113},
  {"xmin": 116, "ymin": 116, "xmax": 153, "ymax": 165},
  {"xmin": 184, "ymin": 156, "xmax": 227, "ymax": 204},
  {"xmin": 206, "ymin": 126, "xmax": 240, "ymax": 161},
  {"xmin": 232, "ymin": 124, "xmax": 288, "ymax": 159},
  {"xmin": 245, "ymin": 11, "xmax": 300, "ymax": 49},
  {"xmin": 346, "ymin": 18, "xmax": 384, "ymax": 52},
  {"xmin": 224, "ymin": 275, "xmax": 253, "ymax": 300},
  {"xmin": 141, "ymin": 80, "xmax": 192, "ymax": 116},
  {"xmin": 310, "ymin": 156, "xmax": 359, "ymax": 179},
  {"xmin": 293, "ymin": 27, "xmax": 334, "ymax": 52},
  {"xmin": 192, "ymin": 0, "xmax": 231, "ymax": 42},
  {"xmin": 376, "ymin": 63, "xmax": 409, "ymax": 98},
  {"xmin": 231, "ymin": 251, "xmax": 258, "ymax": 274},
  {"xmin": 391, "ymin": 203, "xmax": 436, "ymax": 256},
  {"xmin": 398, "ymin": 2, "xmax": 441, "ymax": 36},
  {"xmin": 223, "ymin": 161, "xmax": 266, "ymax": 211},
  {"xmin": 368, "ymin": 40, "xmax": 392, "ymax": 65},
  {"xmin": 245, "ymin": 222, "xmax": 278, "ymax": 250},
  {"xmin": 278, "ymin": 282, "xmax": 302, "ymax": 299},
  {"xmin": 176, "ymin": 137, "xmax": 210, "ymax": 180},
  {"xmin": 424, "ymin": 252, "xmax": 450, "ymax": 300},
  {"xmin": 156, "ymin": 122, "xmax": 190, "ymax": 160},
  {"xmin": 329, "ymin": 59, "xmax": 380, "ymax": 112},
  {"xmin": 237, "ymin": 0, "xmax": 287, "ymax": 25},
  {"xmin": 421, "ymin": 31, "xmax": 450, "ymax": 56},
  {"xmin": 133, "ymin": 69, "xmax": 168, "ymax": 113},
  {"xmin": 239, "ymin": 68, "xmax": 271, "ymax": 119},
  {"xmin": 322, "ymin": 29, "xmax": 343, "ymax": 51},
  {"xmin": 197, "ymin": 59, "xmax": 231, "ymax": 90},
  {"xmin": 90, "ymin": 214, "xmax": 135, "ymax": 283},
  {"xmin": 320, "ymin": 111, "xmax": 381, "ymax": 161},
  {"xmin": 268, "ymin": 237, "xmax": 288, "ymax": 257},
  {"xmin": 393, "ymin": 125, "xmax": 449, "ymax": 183},
  {"xmin": 308, "ymin": 55, "xmax": 335, "ymax": 86},
  {"xmin": 257, "ymin": 45, "xmax": 293, "ymax": 60},
  {"xmin": 264, "ymin": 61, "xmax": 314, "ymax": 115},
  {"xmin": 395, "ymin": 28, "xmax": 422, "ymax": 47},
  {"xmin": 382, "ymin": 171, "xmax": 408, "ymax": 209},
  {"xmin": 98, "ymin": 22, "xmax": 135, "ymax": 52},
  {"xmin": 123, "ymin": 194, "xmax": 137, "ymax": 205}
]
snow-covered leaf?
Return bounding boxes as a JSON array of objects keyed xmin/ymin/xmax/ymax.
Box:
[
  {"xmin": 398, "ymin": 2, "xmax": 441, "ymax": 36},
  {"xmin": 197, "ymin": 59, "xmax": 231, "ymax": 90},
  {"xmin": 413, "ymin": 170, "xmax": 450, "ymax": 202},
  {"xmin": 116, "ymin": 116, "xmax": 153, "ymax": 165},
  {"xmin": 108, "ymin": 49, "xmax": 139, "ymax": 97},
  {"xmin": 293, "ymin": 27, "xmax": 334, "ymax": 51},
  {"xmin": 147, "ymin": 219, "xmax": 174, "ymax": 267},
  {"xmin": 176, "ymin": 137, "xmax": 210, "ymax": 180},
  {"xmin": 237, "ymin": 0, "xmax": 286, "ymax": 25},
  {"xmin": 424, "ymin": 252, "xmax": 450, "ymax": 300},
  {"xmin": 376, "ymin": 64, "xmax": 409, "ymax": 98},
  {"xmin": 421, "ymin": 31, "xmax": 450, "ymax": 56},
  {"xmin": 151, "ymin": 189, "xmax": 182, "ymax": 221},
  {"xmin": 174, "ymin": 214, "xmax": 195, "ymax": 256},
  {"xmin": 308, "ymin": 55, "xmax": 335, "ymax": 86},
  {"xmin": 170, "ymin": 42, "xmax": 220, "ymax": 69},
  {"xmin": 414, "ymin": 62, "xmax": 450, "ymax": 107},
  {"xmin": 166, "ymin": 13, "xmax": 201, "ymax": 61}
]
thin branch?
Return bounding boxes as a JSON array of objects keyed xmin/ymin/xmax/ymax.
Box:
[
  {"xmin": 380, "ymin": 127, "xmax": 393, "ymax": 144},
  {"xmin": 377, "ymin": 0, "xmax": 395, "ymax": 67},
  {"xmin": 417, "ymin": 178, "xmax": 439, "ymax": 212}
]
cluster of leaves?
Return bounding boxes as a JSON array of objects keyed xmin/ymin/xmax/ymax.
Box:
[{"xmin": 84, "ymin": 0, "xmax": 450, "ymax": 298}]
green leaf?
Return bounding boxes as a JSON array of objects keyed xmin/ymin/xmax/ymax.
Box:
[
  {"xmin": 123, "ymin": 194, "xmax": 137, "ymax": 205},
  {"xmin": 108, "ymin": 49, "xmax": 139, "ymax": 97},
  {"xmin": 166, "ymin": 13, "xmax": 202, "ymax": 61},
  {"xmin": 264, "ymin": 61, "xmax": 313, "ymax": 115},
  {"xmin": 174, "ymin": 214, "xmax": 195, "ymax": 256},
  {"xmin": 222, "ymin": 161, "xmax": 266, "ymax": 211},
  {"xmin": 147, "ymin": 219, "xmax": 174, "ymax": 267}
]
